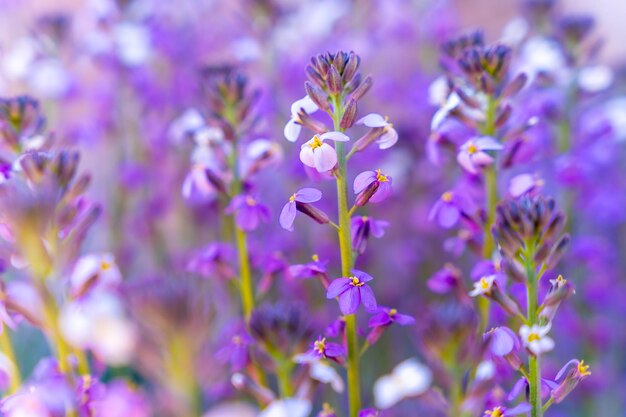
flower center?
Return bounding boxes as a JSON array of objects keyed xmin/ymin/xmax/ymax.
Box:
[
  {"xmin": 100, "ymin": 261, "xmax": 111, "ymax": 271},
  {"xmin": 441, "ymin": 191, "xmax": 453, "ymax": 202},
  {"xmin": 232, "ymin": 335, "xmax": 242, "ymax": 345},
  {"xmin": 376, "ymin": 169, "xmax": 389, "ymax": 182},
  {"xmin": 577, "ymin": 360, "xmax": 591, "ymax": 377},
  {"xmin": 480, "ymin": 277, "xmax": 491, "ymax": 290},
  {"xmin": 312, "ymin": 254, "xmax": 319, "ymax": 262},
  {"xmin": 309, "ymin": 135, "xmax": 323, "ymax": 149},
  {"xmin": 389, "ymin": 308, "xmax": 397, "ymax": 317},
  {"xmin": 486, "ymin": 407, "xmax": 504, "ymax": 417},
  {"xmin": 350, "ymin": 276, "xmax": 364, "ymax": 287},
  {"xmin": 555, "ymin": 275, "xmax": 566, "ymax": 287},
  {"xmin": 289, "ymin": 193, "xmax": 297, "ymax": 203},
  {"xmin": 467, "ymin": 142, "xmax": 478, "ymax": 155},
  {"xmin": 246, "ymin": 197, "xmax": 257, "ymax": 206},
  {"xmin": 314, "ymin": 338, "xmax": 326, "ymax": 354},
  {"xmin": 528, "ymin": 332, "xmax": 540, "ymax": 342}
]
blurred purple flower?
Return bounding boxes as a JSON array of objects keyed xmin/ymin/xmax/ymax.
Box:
[
  {"xmin": 457, "ymin": 136, "xmax": 503, "ymax": 174},
  {"xmin": 351, "ymin": 216, "xmax": 389, "ymax": 254},
  {"xmin": 368, "ymin": 307, "xmax": 415, "ymax": 328},
  {"xmin": 226, "ymin": 195, "xmax": 270, "ymax": 232}
]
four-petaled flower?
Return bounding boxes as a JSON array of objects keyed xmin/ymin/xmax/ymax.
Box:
[
  {"xmin": 354, "ymin": 169, "xmax": 392, "ymax": 204},
  {"xmin": 519, "ymin": 323, "xmax": 554, "ymax": 356},
  {"xmin": 428, "ymin": 190, "xmax": 473, "ymax": 228},
  {"xmin": 295, "ymin": 336, "xmax": 345, "ymax": 364},
  {"xmin": 457, "ymin": 136, "xmax": 503, "ymax": 174},
  {"xmin": 351, "ymin": 216, "xmax": 389, "ymax": 255},
  {"xmin": 226, "ymin": 195, "xmax": 271, "ymax": 232},
  {"xmin": 484, "ymin": 404, "xmax": 531, "ymax": 417},
  {"xmin": 326, "ymin": 270, "xmax": 377, "ymax": 315},
  {"xmin": 469, "ymin": 275, "xmax": 496, "ymax": 297},
  {"xmin": 368, "ymin": 307, "xmax": 415, "ymax": 328},
  {"xmin": 284, "ymin": 96, "xmax": 319, "ymax": 142},
  {"xmin": 300, "ymin": 132, "xmax": 350, "ymax": 172},
  {"xmin": 279, "ymin": 188, "xmax": 323, "ymax": 231},
  {"xmin": 356, "ymin": 113, "xmax": 398, "ymax": 149}
]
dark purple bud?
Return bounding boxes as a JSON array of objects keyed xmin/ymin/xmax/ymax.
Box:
[
  {"xmin": 342, "ymin": 52, "xmax": 360, "ymax": 83},
  {"xmin": 349, "ymin": 75, "xmax": 373, "ymax": 101},
  {"xmin": 502, "ymin": 73, "xmax": 528, "ymax": 98},
  {"xmin": 355, "ymin": 182, "xmax": 380, "ymax": 207},
  {"xmin": 495, "ymin": 104, "xmax": 512, "ymax": 128},
  {"xmin": 545, "ymin": 234, "xmax": 570, "ymax": 269},
  {"xmin": 487, "ymin": 282, "xmax": 523, "ymax": 318},
  {"xmin": 327, "ymin": 65, "xmax": 342, "ymax": 94},
  {"xmin": 352, "ymin": 128, "xmax": 385, "ymax": 152},
  {"xmin": 305, "ymin": 81, "xmax": 330, "ymax": 111},
  {"xmin": 340, "ymin": 99, "xmax": 358, "ymax": 130},
  {"xmin": 295, "ymin": 202, "xmax": 329, "ymax": 224},
  {"xmin": 297, "ymin": 111, "xmax": 329, "ymax": 134},
  {"xmin": 306, "ymin": 64, "xmax": 326, "ymax": 88}
]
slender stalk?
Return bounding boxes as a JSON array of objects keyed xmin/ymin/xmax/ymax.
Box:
[
  {"xmin": 524, "ymin": 246, "xmax": 542, "ymax": 417},
  {"xmin": 235, "ymin": 227, "xmax": 254, "ymax": 319},
  {"xmin": 0, "ymin": 329, "xmax": 21, "ymax": 393},
  {"xmin": 331, "ymin": 95, "xmax": 361, "ymax": 417}
]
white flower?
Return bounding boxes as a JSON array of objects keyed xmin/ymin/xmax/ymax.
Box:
[
  {"xmin": 469, "ymin": 275, "xmax": 496, "ymax": 297},
  {"xmin": 373, "ymin": 358, "xmax": 432, "ymax": 409},
  {"xmin": 299, "ymin": 131, "xmax": 349, "ymax": 172},
  {"xmin": 284, "ymin": 96, "xmax": 318, "ymax": 142},
  {"xmin": 578, "ymin": 66, "xmax": 613, "ymax": 93},
  {"xmin": 519, "ymin": 323, "xmax": 554, "ymax": 356},
  {"xmin": 357, "ymin": 113, "xmax": 398, "ymax": 149},
  {"xmin": 258, "ymin": 398, "xmax": 311, "ymax": 417},
  {"xmin": 431, "ymin": 92, "xmax": 460, "ymax": 131},
  {"xmin": 519, "ymin": 37, "xmax": 567, "ymax": 80},
  {"xmin": 113, "ymin": 23, "xmax": 151, "ymax": 67},
  {"xmin": 2, "ymin": 38, "xmax": 37, "ymax": 80},
  {"xmin": 168, "ymin": 108, "xmax": 205, "ymax": 144},
  {"xmin": 70, "ymin": 253, "xmax": 121, "ymax": 297},
  {"xmin": 310, "ymin": 360, "xmax": 344, "ymax": 393},
  {"xmin": 28, "ymin": 59, "xmax": 71, "ymax": 99}
]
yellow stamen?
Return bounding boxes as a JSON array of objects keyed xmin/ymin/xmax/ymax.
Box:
[
  {"xmin": 485, "ymin": 407, "xmax": 504, "ymax": 417},
  {"xmin": 100, "ymin": 261, "xmax": 111, "ymax": 271},
  {"xmin": 376, "ymin": 169, "xmax": 389, "ymax": 182},
  {"xmin": 350, "ymin": 276, "xmax": 364, "ymax": 287},
  {"xmin": 309, "ymin": 135, "xmax": 323, "ymax": 149},
  {"xmin": 314, "ymin": 338, "xmax": 326, "ymax": 354},
  {"xmin": 467, "ymin": 142, "xmax": 478, "ymax": 155},
  {"xmin": 289, "ymin": 193, "xmax": 297, "ymax": 203},
  {"xmin": 441, "ymin": 191, "xmax": 453, "ymax": 202},
  {"xmin": 312, "ymin": 254, "xmax": 319, "ymax": 262},
  {"xmin": 480, "ymin": 277, "xmax": 491, "ymax": 290},
  {"xmin": 246, "ymin": 197, "xmax": 257, "ymax": 206},
  {"xmin": 577, "ymin": 360, "xmax": 591, "ymax": 377},
  {"xmin": 389, "ymin": 308, "xmax": 397, "ymax": 317},
  {"xmin": 528, "ymin": 332, "xmax": 540, "ymax": 342}
]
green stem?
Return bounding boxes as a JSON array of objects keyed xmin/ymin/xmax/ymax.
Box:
[
  {"xmin": 0, "ymin": 329, "xmax": 21, "ymax": 393},
  {"xmin": 235, "ymin": 227, "xmax": 255, "ymax": 320},
  {"xmin": 331, "ymin": 95, "xmax": 361, "ymax": 417},
  {"xmin": 524, "ymin": 246, "xmax": 542, "ymax": 417}
]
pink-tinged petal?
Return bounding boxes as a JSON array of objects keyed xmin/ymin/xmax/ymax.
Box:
[
  {"xmin": 509, "ymin": 174, "xmax": 535, "ymax": 197},
  {"xmin": 457, "ymin": 151, "xmax": 477, "ymax": 174},
  {"xmin": 555, "ymin": 359, "xmax": 579, "ymax": 380},
  {"xmin": 471, "ymin": 151, "xmax": 494, "ymax": 167},
  {"xmin": 284, "ymin": 119, "xmax": 302, "ymax": 142},
  {"xmin": 378, "ymin": 128, "xmax": 398, "ymax": 149},
  {"xmin": 296, "ymin": 188, "xmax": 322, "ymax": 203},
  {"xmin": 489, "ymin": 328, "xmax": 516, "ymax": 356},
  {"xmin": 279, "ymin": 202, "xmax": 297, "ymax": 231},
  {"xmin": 393, "ymin": 313, "xmax": 416, "ymax": 326},
  {"xmin": 291, "ymin": 95, "xmax": 318, "ymax": 116},
  {"xmin": 352, "ymin": 269, "xmax": 373, "ymax": 282},
  {"xmin": 321, "ymin": 131, "xmax": 350, "ymax": 142},
  {"xmin": 369, "ymin": 312, "xmax": 392, "ymax": 328},
  {"xmin": 359, "ymin": 285, "xmax": 377, "ymax": 311},
  {"xmin": 299, "ymin": 146, "xmax": 315, "ymax": 168},
  {"xmin": 357, "ymin": 113, "xmax": 387, "ymax": 128},
  {"xmin": 369, "ymin": 220, "xmax": 389, "ymax": 238},
  {"xmin": 326, "ymin": 278, "xmax": 352, "ymax": 299},
  {"xmin": 338, "ymin": 288, "xmax": 361, "ymax": 315},
  {"xmin": 235, "ymin": 206, "xmax": 258, "ymax": 232},
  {"xmin": 475, "ymin": 136, "xmax": 503, "ymax": 150},
  {"xmin": 437, "ymin": 203, "xmax": 461, "ymax": 228},
  {"xmin": 313, "ymin": 143, "xmax": 337, "ymax": 172},
  {"xmin": 370, "ymin": 181, "xmax": 392, "ymax": 203},
  {"xmin": 353, "ymin": 171, "xmax": 376, "ymax": 194}
]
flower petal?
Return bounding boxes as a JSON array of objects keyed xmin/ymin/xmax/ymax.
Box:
[
  {"xmin": 284, "ymin": 119, "xmax": 302, "ymax": 142},
  {"xmin": 475, "ymin": 136, "xmax": 503, "ymax": 150},
  {"xmin": 326, "ymin": 278, "xmax": 351, "ymax": 299},
  {"xmin": 378, "ymin": 128, "xmax": 398, "ymax": 149},
  {"xmin": 353, "ymin": 171, "xmax": 376, "ymax": 194},
  {"xmin": 296, "ymin": 188, "xmax": 322, "ymax": 203},
  {"xmin": 357, "ymin": 113, "xmax": 387, "ymax": 128},
  {"xmin": 279, "ymin": 202, "xmax": 297, "ymax": 231},
  {"xmin": 321, "ymin": 131, "xmax": 350, "ymax": 142},
  {"xmin": 299, "ymin": 146, "xmax": 316, "ymax": 168},
  {"xmin": 359, "ymin": 285, "xmax": 378, "ymax": 311},
  {"xmin": 352, "ymin": 269, "xmax": 373, "ymax": 282},
  {"xmin": 291, "ymin": 95, "xmax": 318, "ymax": 116},
  {"xmin": 313, "ymin": 143, "xmax": 337, "ymax": 172},
  {"xmin": 338, "ymin": 287, "xmax": 360, "ymax": 315}
]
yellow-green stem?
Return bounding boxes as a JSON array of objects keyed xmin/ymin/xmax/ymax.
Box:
[
  {"xmin": 235, "ymin": 227, "xmax": 255, "ymax": 320},
  {"xmin": 524, "ymin": 245, "xmax": 542, "ymax": 417},
  {"xmin": 332, "ymin": 94, "xmax": 361, "ymax": 417},
  {"xmin": 0, "ymin": 329, "xmax": 21, "ymax": 393}
]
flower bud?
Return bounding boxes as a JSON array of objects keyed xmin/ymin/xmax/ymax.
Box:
[
  {"xmin": 502, "ymin": 73, "xmax": 528, "ymax": 98},
  {"xmin": 328, "ymin": 65, "xmax": 342, "ymax": 95},
  {"xmin": 295, "ymin": 202, "xmax": 330, "ymax": 224},
  {"xmin": 349, "ymin": 75, "xmax": 373, "ymax": 101},
  {"xmin": 340, "ymin": 99, "xmax": 358, "ymax": 130},
  {"xmin": 305, "ymin": 82, "xmax": 330, "ymax": 112},
  {"xmin": 355, "ymin": 182, "xmax": 380, "ymax": 207},
  {"xmin": 342, "ymin": 52, "xmax": 360, "ymax": 83}
]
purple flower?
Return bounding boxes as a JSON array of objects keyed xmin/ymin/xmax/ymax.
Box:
[
  {"xmin": 356, "ymin": 113, "xmax": 398, "ymax": 149},
  {"xmin": 226, "ymin": 194, "xmax": 270, "ymax": 232},
  {"xmin": 326, "ymin": 270, "xmax": 377, "ymax": 315},
  {"xmin": 353, "ymin": 169, "xmax": 392, "ymax": 204},
  {"xmin": 351, "ymin": 216, "xmax": 389, "ymax": 254},
  {"xmin": 427, "ymin": 264, "xmax": 461, "ymax": 294},
  {"xmin": 289, "ymin": 254, "xmax": 328, "ymax": 279},
  {"xmin": 484, "ymin": 326, "xmax": 519, "ymax": 357},
  {"xmin": 368, "ymin": 307, "xmax": 415, "ymax": 328},
  {"xmin": 428, "ymin": 190, "xmax": 473, "ymax": 228},
  {"xmin": 295, "ymin": 336, "xmax": 345, "ymax": 363},
  {"xmin": 550, "ymin": 359, "xmax": 591, "ymax": 403},
  {"xmin": 457, "ymin": 136, "xmax": 503, "ymax": 174},
  {"xmin": 215, "ymin": 329, "xmax": 254, "ymax": 371},
  {"xmin": 358, "ymin": 409, "xmax": 380, "ymax": 417},
  {"xmin": 299, "ymin": 132, "xmax": 349, "ymax": 172},
  {"xmin": 279, "ymin": 188, "xmax": 322, "ymax": 231},
  {"xmin": 483, "ymin": 404, "xmax": 531, "ymax": 417}
]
